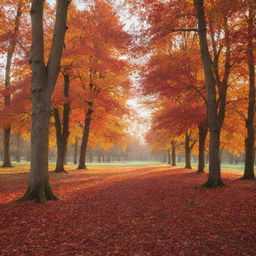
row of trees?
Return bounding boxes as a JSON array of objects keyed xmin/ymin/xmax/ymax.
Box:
[
  {"xmin": 0, "ymin": 0, "xmax": 255, "ymax": 202},
  {"xmin": 0, "ymin": 0, "xmax": 133, "ymax": 201},
  {"xmin": 0, "ymin": 130, "xmax": 246, "ymax": 165},
  {"xmin": 0, "ymin": 134, "xmax": 154, "ymax": 163},
  {"xmin": 135, "ymin": 0, "xmax": 255, "ymax": 186}
]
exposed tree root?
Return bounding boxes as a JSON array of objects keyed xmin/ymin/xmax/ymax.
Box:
[
  {"xmin": 54, "ymin": 168, "xmax": 68, "ymax": 173},
  {"xmin": 77, "ymin": 165, "xmax": 87, "ymax": 170},
  {"xmin": 17, "ymin": 183, "xmax": 59, "ymax": 203},
  {"xmin": 240, "ymin": 175, "xmax": 255, "ymax": 181},
  {"xmin": 202, "ymin": 179, "xmax": 225, "ymax": 188}
]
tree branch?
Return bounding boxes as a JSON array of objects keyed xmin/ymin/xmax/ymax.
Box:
[
  {"xmin": 170, "ymin": 28, "xmax": 198, "ymax": 32},
  {"xmin": 47, "ymin": 0, "xmax": 71, "ymax": 92}
]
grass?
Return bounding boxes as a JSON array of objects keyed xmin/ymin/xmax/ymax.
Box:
[
  {"xmin": 176, "ymin": 161, "xmax": 256, "ymax": 173},
  {"xmin": 0, "ymin": 160, "xmax": 254, "ymax": 175},
  {"xmin": 84, "ymin": 161, "xmax": 162, "ymax": 167},
  {"xmin": 0, "ymin": 161, "xmax": 165, "ymax": 176}
]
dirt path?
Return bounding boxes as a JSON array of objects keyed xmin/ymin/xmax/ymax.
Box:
[{"xmin": 0, "ymin": 166, "xmax": 256, "ymax": 256}]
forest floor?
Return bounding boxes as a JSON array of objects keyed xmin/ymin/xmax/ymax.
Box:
[{"xmin": 0, "ymin": 166, "xmax": 256, "ymax": 256}]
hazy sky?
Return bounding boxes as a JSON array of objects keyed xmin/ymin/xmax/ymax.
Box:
[{"xmin": 113, "ymin": 1, "xmax": 153, "ymax": 143}]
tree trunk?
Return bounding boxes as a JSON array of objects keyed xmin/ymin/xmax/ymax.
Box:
[
  {"xmin": 19, "ymin": 91, "xmax": 58, "ymax": 202},
  {"xmin": 171, "ymin": 141, "xmax": 176, "ymax": 166},
  {"xmin": 205, "ymin": 130, "xmax": 224, "ymax": 187},
  {"xmin": 3, "ymin": 50, "xmax": 13, "ymax": 168},
  {"xmin": 77, "ymin": 104, "xmax": 94, "ymax": 169},
  {"xmin": 2, "ymin": 127, "xmax": 12, "ymax": 167},
  {"xmin": 73, "ymin": 138, "xmax": 78, "ymax": 164},
  {"xmin": 167, "ymin": 148, "xmax": 171, "ymax": 165},
  {"xmin": 55, "ymin": 124, "xmax": 66, "ymax": 173},
  {"xmin": 18, "ymin": 0, "xmax": 70, "ymax": 202},
  {"xmin": 53, "ymin": 107, "xmax": 68, "ymax": 173},
  {"xmin": 15, "ymin": 133, "xmax": 21, "ymax": 162},
  {"xmin": 185, "ymin": 133, "xmax": 192, "ymax": 169},
  {"xmin": 2, "ymin": 0, "xmax": 23, "ymax": 168},
  {"xmin": 197, "ymin": 125, "xmax": 207, "ymax": 173},
  {"xmin": 243, "ymin": 6, "xmax": 255, "ymax": 180},
  {"xmin": 2, "ymin": 59, "xmax": 12, "ymax": 167},
  {"xmin": 22, "ymin": 90, "xmax": 62, "ymax": 193},
  {"xmin": 194, "ymin": 0, "xmax": 224, "ymax": 187},
  {"xmin": 54, "ymin": 74, "xmax": 70, "ymax": 173}
]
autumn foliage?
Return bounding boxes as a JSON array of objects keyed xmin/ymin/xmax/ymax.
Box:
[
  {"xmin": 0, "ymin": 0, "xmax": 256, "ymax": 254},
  {"xmin": 137, "ymin": 0, "xmax": 255, "ymax": 181}
]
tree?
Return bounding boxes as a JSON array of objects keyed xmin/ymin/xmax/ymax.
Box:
[
  {"xmin": 243, "ymin": 2, "xmax": 255, "ymax": 180},
  {"xmin": 140, "ymin": 37, "xmax": 208, "ymax": 172},
  {"xmin": 77, "ymin": 80, "xmax": 94, "ymax": 170},
  {"xmin": 65, "ymin": 1, "xmax": 131, "ymax": 170},
  {"xmin": 1, "ymin": 0, "xmax": 27, "ymax": 167},
  {"xmin": 194, "ymin": 0, "xmax": 228, "ymax": 187},
  {"xmin": 184, "ymin": 131, "xmax": 196, "ymax": 169},
  {"xmin": 18, "ymin": 0, "xmax": 71, "ymax": 202},
  {"xmin": 136, "ymin": 0, "xmax": 243, "ymax": 184},
  {"xmin": 53, "ymin": 70, "xmax": 71, "ymax": 173},
  {"xmin": 197, "ymin": 123, "xmax": 207, "ymax": 173},
  {"xmin": 171, "ymin": 140, "xmax": 176, "ymax": 166}
]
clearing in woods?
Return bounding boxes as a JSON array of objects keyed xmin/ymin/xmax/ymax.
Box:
[{"xmin": 0, "ymin": 166, "xmax": 256, "ymax": 256}]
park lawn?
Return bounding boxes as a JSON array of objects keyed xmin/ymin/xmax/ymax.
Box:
[
  {"xmin": 0, "ymin": 160, "xmax": 250, "ymax": 173},
  {"xmin": 176, "ymin": 161, "xmax": 252, "ymax": 172},
  {"xmin": 0, "ymin": 165, "xmax": 256, "ymax": 256}
]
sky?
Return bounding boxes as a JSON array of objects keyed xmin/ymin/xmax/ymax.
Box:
[{"xmin": 112, "ymin": 1, "xmax": 153, "ymax": 144}]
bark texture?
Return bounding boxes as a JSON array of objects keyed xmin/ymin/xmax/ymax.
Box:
[
  {"xmin": 54, "ymin": 73, "xmax": 70, "ymax": 173},
  {"xmin": 77, "ymin": 102, "xmax": 94, "ymax": 169},
  {"xmin": 194, "ymin": 0, "xmax": 226, "ymax": 187},
  {"xmin": 18, "ymin": 0, "xmax": 70, "ymax": 202},
  {"xmin": 15, "ymin": 133, "xmax": 21, "ymax": 162},
  {"xmin": 197, "ymin": 124, "xmax": 208, "ymax": 173},
  {"xmin": 2, "ymin": 128, "xmax": 12, "ymax": 167},
  {"xmin": 73, "ymin": 138, "xmax": 78, "ymax": 164},
  {"xmin": 171, "ymin": 141, "xmax": 176, "ymax": 166},
  {"xmin": 185, "ymin": 133, "xmax": 192, "ymax": 169},
  {"xmin": 185, "ymin": 132, "xmax": 195, "ymax": 169},
  {"xmin": 243, "ymin": 6, "xmax": 255, "ymax": 180}
]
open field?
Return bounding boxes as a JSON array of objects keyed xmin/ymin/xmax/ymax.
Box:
[{"xmin": 1, "ymin": 165, "xmax": 256, "ymax": 256}]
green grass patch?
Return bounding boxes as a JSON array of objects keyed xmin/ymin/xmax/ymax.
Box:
[{"xmin": 0, "ymin": 160, "xmax": 254, "ymax": 174}]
